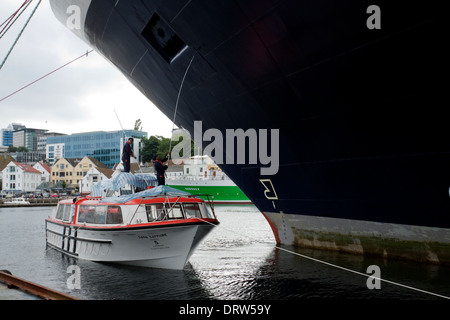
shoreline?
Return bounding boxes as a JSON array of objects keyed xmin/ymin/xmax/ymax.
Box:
[{"xmin": 0, "ymin": 203, "xmax": 57, "ymax": 208}]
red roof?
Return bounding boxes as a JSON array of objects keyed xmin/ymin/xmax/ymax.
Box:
[
  {"xmin": 13, "ymin": 161, "xmax": 41, "ymax": 174},
  {"xmin": 35, "ymin": 161, "xmax": 51, "ymax": 173}
]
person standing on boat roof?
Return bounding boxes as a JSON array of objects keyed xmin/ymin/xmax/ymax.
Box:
[
  {"xmin": 122, "ymin": 137, "xmax": 136, "ymax": 173},
  {"xmin": 153, "ymin": 152, "xmax": 170, "ymax": 185}
]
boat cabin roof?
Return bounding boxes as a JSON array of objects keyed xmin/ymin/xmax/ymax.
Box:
[{"xmin": 59, "ymin": 195, "xmax": 204, "ymax": 206}]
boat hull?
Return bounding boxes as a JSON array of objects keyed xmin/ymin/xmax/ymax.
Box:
[
  {"xmin": 45, "ymin": 220, "xmax": 216, "ymax": 270},
  {"xmin": 168, "ymin": 180, "xmax": 252, "ymax": 204},
  {"xmin": 49, "ymin": 0, "xmax": 450, "ymax": 264},
  {"xmin": 262, "ymin": 212, "xmax": 450, "ymax": 265}
]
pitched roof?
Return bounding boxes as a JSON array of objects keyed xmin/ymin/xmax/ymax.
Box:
[
  {"xmin": 0, "ymin": 155, "xmax": 15, "ymax": 172},
  {"xmin": 95, "ymin": 166, "xmax": 114, "ymax": 178},
  {"xmin": 35, "ymin": 161, "xmax": 51, "ymax": 173},
  {"xmin": 13, "ymin": 161, "xmax": 41, "ymax": 174},
  {"xmin": 113, "ymin": 162, "xmax": 142, "ymax": 174},
  {"xmin": 86, "ymin": 156, "xmax": 109, "ymax": 168},
  {"xmin": 66, "ymin": 158, "xmax": 82, "ymax": 167},
  {"xmin": 53, "ymin": 157, "xmax": 80, "ymax": 168}
]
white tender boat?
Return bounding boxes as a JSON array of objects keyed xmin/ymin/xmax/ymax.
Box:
[
  {"xmin": 4, "ymin": 198, "xmax": 30, "ymax": 205},
  {"xmin": 45, "ymin": 173, "xmax": 219, "ymax": 270}
]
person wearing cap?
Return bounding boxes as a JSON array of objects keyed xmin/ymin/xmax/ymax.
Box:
[
  {"xmin": 153, "ymin": 152, "xmax": 170, "ymax": 185},
  {"xmin": 122, "ymin": 137, "xmax": 136, "ymax": 173}
]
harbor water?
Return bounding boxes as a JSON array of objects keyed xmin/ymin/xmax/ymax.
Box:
[{"xmin": 1, "ymin": 205, "xmax": 450, "ymax": 301}]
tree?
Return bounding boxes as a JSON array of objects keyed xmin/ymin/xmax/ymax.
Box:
[
  {"xmin": 7, "ymin": 146, "xmax": 28, "ymax": 152},
  {"xmin": 157, "ymin": 136, "xmax": 171, "ymax": 158},
  {"xmin": 141, "ymin": 136, "xmax": 160, "ymax": 162},
  {"xmin": 7, "ymin": 146, "xmax": 17, "ymax": 153},
  {"xmin": 141, "ymin": 134, "xmax": 195, "ymax": 163}
]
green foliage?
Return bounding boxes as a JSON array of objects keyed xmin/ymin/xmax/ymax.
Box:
[
  {"xmin": 141, "ymin": 135, "xmax": 194, "ymax": 162},
  {"xmin": 7, "ymin": 146, "xmax": 28, "ymax": 152}
]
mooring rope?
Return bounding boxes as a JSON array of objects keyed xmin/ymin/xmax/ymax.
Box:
[
  {"xmin": 194, "ymin": 215, "xmax": 450, "ymax": 300},
  {"xmin": 0, "ymin": 49, "xmax": 94, "ymax": 103},
  {"xmin": 168, "ymin": 53, "xmax": 196, "ymax": 156},
  {"xmin": 0, "ymin": 0, "xmax": 42, "ymax": 71}
]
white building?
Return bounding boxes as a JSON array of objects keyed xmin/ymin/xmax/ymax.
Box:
[
  {"xmin": 46, "ymin": 143, "xmax": 65, "ymax": 165},
  {"xmin": 1, "ymin": 161, "xmax": 42, "ymax": 194},
  {"xmin": 33, "ymin": 161, "xmax": 51, "ymax": 183},
  {"xmin": 79, "ymin": 166, "xmax": 114, "ymax": 195},
  {"xmin": 180, "ymin": 155, "xmax": 227, "ymax": 180}
]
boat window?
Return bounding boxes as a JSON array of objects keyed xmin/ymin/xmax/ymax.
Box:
[
  {"xmin": 145, "ymin": 203, "xmax": 166, "ymax": 222},
  {"xmin": 106, "ymin": 206, "xmax": 123, "ymax": 224},
  {"xmin": 77, "ymin": 206, "xmax": 87, "ymax": 223},
  {"xmin": 55, "ymin": 204, "xmax": 64, "ymax": 219},
  {"xmin": 62, "ymin": 205, "xmax": 72, "ymax": 222},
  {"xmin": 165, "ymin": 203, "xmax": 184, "ymax": 219},
  {"xmin": 77, "ymin": 205, "xmax": 123, "ymax": 224},
  {"xmin": 203, "ymin": 203, "xmax": 215, "ymax": 219},
  {"xmin": 55, "ymin": 204, "xmax": 71, "ymax": 221},
  {"xmin": 183, "ymin": 203, "xmax": 202, "ymax": 219},
  {"xmin": 94, "ymin": 206, "xmax": 107, "ymax": 224},
  {"xmin": 78, "ymin": 205, "xmax": 96, "ymax": 223}
]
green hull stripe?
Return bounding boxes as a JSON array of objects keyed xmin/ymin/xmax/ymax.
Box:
[{"xmin": 167, "ymin": 184, "xmax": 250, "ymax": 202}]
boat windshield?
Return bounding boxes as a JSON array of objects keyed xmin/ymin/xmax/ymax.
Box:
[
  {"xmin": 55, "ymin": 204, "xmax": 73, "ymax": 222},
  {"xmin": 144, "ymin": 202, "xmax": 213, "ymax": 222},
  {"xmin": 183, "ymin": 203, "xmax": 202, "ymax": 219},
  {"xmin": 77, "ymin": 205, "xmax": 123, "ymax": 224}
]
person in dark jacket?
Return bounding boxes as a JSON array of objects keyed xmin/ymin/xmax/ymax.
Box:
[
  {"xmin": 153, "ymin": 152, "xmax": 170, "ymax": 185},
  {"xmin": 122, "ymin": 137, "xmax": 136, "ymax": 173}
]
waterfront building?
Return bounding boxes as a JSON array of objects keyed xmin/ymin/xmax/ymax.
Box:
[
  {"xmin": 50, "ymin": 157, "xmax": 79, "ymax": 188},
  {"xmin": 0, "ymin": 155, "xmax": 15, "ymax": 191},
  {"xmin": 33, "ymin": 161, "xmax": 51, "ymax": 183},
  {"xmin": 46, "ymin": 130, "xmax": 146, "ymax": 168},
  {"xmin": 1, "ymin": 161, "xmax": 42, "ymax": 194},
  {"xmin": 51, "ymin": 156, "xmax": 110, "ymax": 189},
  {"xmin": 79, "ymin": 166, "xmax": 114, "ymax": 195}
]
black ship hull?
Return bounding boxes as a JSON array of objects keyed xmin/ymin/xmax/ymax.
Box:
[{"xmin": 50, "ymin": 0, "xmax": 450, "ymax": 264}]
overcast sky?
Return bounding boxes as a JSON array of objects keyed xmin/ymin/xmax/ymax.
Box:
[{"xmin": 0, "ymin": 0, "xmax": 173, "ymax": 137}]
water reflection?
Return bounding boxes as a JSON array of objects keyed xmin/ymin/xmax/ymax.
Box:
[{"xmin": 2, "ymin": 206, "xmax": 450, "ymax": 300}]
